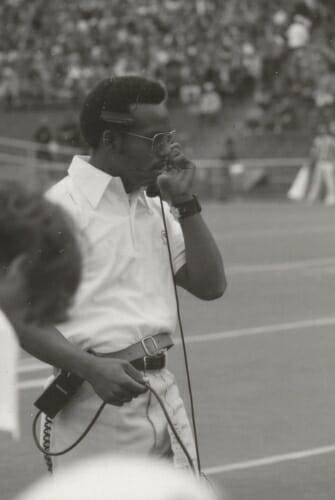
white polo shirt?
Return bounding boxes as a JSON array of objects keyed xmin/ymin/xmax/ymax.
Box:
[{"xmin": 47, "ymin": 156, "xmax": 186, "ymax": 352}]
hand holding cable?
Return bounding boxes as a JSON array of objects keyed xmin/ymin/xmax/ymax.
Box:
[{"xmin": 84, "ymin": 357, "xmax": 147, "ymax": 406}]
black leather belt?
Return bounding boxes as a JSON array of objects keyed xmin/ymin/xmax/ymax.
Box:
[
  {"xmin": 132, "ymin": 352, "xmax": 166, "ymax": 371},
  {"xmin": 92, "ymin": 332, "xmax": 173, "ymax": 371}
]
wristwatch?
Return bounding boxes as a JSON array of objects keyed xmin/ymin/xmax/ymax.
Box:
[{"xmin": 171, "ymin": 195, "xmax": 202, "ymax": 220}]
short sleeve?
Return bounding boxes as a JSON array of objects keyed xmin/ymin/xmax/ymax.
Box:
[{"xmin": 163, "ymin": 202, "xmax": 186, "ymax": 274}]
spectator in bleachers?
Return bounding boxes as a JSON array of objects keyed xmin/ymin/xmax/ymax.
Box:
[
  {"xmin": 2, "ymin": 0, "xmax": 335, "ymax": 134},
  {"xmin": 56, "ymin": 114, "xmax": 82, "ymax": 149},
  {"xmin": 33, "ymin": 117, "xmax": 54, "ymax": 161},
  {"xmin": 198, "ymin": 82, "xmax": 222, "ymax": 128},
  {"xmin": 286, "ymin": 15, "xmax": 312, "ymax": 50}
]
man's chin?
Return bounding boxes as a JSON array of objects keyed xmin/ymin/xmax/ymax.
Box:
[
  {"xmin": 124, "ymin": 180, "xmax": 153, "ymax": 194},
  {"xmin": 124, "ymin": 169, "xmax": 160, "ymax": 193}
]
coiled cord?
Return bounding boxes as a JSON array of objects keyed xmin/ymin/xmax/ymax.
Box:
[
  {"xmin": 33, "ymin": 382, "xmax": 195, "ymax": 473},
  {"xmin": 33, "ymin": 402, "xmax": 106, "ymax": 460},
  {"xmin": 42, "ymin": 415, "xmax": 54, "ymax": 473}
]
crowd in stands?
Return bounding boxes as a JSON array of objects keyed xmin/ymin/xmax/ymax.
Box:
[{"xmin": 2, "ymin": 0, "xmax": 335, "ymax": 132}]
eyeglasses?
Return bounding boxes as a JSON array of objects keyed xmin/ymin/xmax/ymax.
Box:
[{"xmin": 122, "ymin": 130, "xmax": 176, "ymax": 155}]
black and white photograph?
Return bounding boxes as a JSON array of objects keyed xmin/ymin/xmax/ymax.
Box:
[{"xmin": 1, "ymin": 1, "xmax": 335, "ymax": 499}]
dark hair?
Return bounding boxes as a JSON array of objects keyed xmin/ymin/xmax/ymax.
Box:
[
  {"xmin": 0, "ymin": 182, "xmax": 82, "ymax": 324},
  {"xmin": 79, "ymin": 76, "xmax": 167, "ymax": 149}
]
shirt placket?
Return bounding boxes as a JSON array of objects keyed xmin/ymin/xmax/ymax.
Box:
[{"xmin": 129, "ymin": 195, "xmax": 139, "ymax": 251}]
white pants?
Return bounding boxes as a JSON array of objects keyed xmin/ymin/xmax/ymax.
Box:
[
  {"xmin": 307, "ymin": 160, "xmax": 335, "ymax": 203},
  {"xmin": 43, "ymin": 368, "xmax": 196, "ymax": 471}
]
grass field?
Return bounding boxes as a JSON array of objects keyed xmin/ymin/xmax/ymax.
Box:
[{"xmin": 2, "ymin": 198, "xmax": 335, "ymax": 500}]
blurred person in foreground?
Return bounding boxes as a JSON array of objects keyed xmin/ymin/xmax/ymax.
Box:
[
  {"xmin": 23, "ymin": 75, "xmax": 226, "ymax": 470},
  {"xmin": 0, "ymin": 181, "xmax": 82, "ymax": 439},
  {"xmin": 14, "ymin": 455, "xmax": 225, "ymax": 500}
]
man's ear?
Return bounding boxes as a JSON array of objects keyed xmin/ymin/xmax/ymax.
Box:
[{"xmin": 102, "ymin": 129, "xmax": 122, "ymax": 152}]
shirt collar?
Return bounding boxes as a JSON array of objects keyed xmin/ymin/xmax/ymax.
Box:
[
  {"xmin": 134, "ymin": 189, "xmax": 152, "ymax": 212},
  {"xmin": 68, "ymin": 156, "xmax": 153, "ymax": 212},
  {"xmin": 68, "ymin": 156, "xmax": 124, "ymax": 208}
]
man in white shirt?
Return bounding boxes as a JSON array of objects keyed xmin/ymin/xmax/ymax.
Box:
[
  {"xmin": 0, "ymin": 182, "xmax": 82, "ymax": 438},
  {"xmin": 24, "ymin": 76, "xmax": 226, "ymax": 469}
]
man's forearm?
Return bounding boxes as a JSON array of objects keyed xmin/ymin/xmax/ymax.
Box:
[
  {"xmin": 14, "ymin": 321, "xmax": 94, "ymax": 379},
  {"xmin": 14, "ymin": 320, "xmax": 147, "ymax": 404},
  {"xmin": 178, "ymin": 213, "xmax": 226, "ymax": 299}
]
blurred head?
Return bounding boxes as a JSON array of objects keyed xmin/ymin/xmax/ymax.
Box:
[
  {"xmin": 14, "ymin": 454, "xmax": 223, "ymax": 500},
  {"xmin": 0, "ymin": 182, "xmax": 82, "ymax": 325},
  {"xmin": 80, "ymin": 76, "xmax": 174, "ymax": 193}
]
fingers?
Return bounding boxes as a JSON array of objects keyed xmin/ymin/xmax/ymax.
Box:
[
  {"xmin": 105, "ymin": 382, "xmax": 145, "ymax": 406},
  {"xmin": 110, "ymin": 394, "xmax": 133, "ymax": 406},
  {"xmin": 103, "ymin": 365, "xmax": 147, "ymax": 405},
  {"xmin": 169, "ymin": 142, "xmax": 182, "ymax": 157},
  {"xmin": 125, "ymin": 363, "xmax": 147, "ymax": 385},
  {"xmin": 108, "ymin": 400, "xmax": 124, "ymax": 407},
  {"xmin": 90, "ymin": 359, "xmax": 148, "ymax": 405},
  {"xmin": 169, "ymin": 143, "xmax": 192, "ymax": 170}
]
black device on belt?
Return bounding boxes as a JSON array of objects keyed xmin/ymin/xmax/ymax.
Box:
[{"xmin": 131, "ymin": 352, "xmax": 166, "ymax": 371}]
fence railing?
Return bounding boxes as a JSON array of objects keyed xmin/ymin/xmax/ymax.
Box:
[
  {"xmin": 0, "ymin": 136, "xmax": 79, "ymax": 156},
  {"xmin": 0, "ymin": 136, "xmax": 305, "ymax": 195}
]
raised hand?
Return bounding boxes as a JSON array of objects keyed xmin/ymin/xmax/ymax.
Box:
[{"xmin": 157, "ymin": 143, "xmax": 195, "ymax": 205}]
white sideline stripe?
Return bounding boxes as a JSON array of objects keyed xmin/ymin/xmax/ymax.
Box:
[
  {"xmin": 215, "ymin": 225, "xmax": 335, "ymax": 241},
  {"xmin": 19, "ymin": 318, "xmax": 335, "ymax": 375},
  {"xmin": 18, "ymin": 379, "xmax": 46, "ymax": 390},
  {"xmin": 204, "ymin": 444, "xmax": 335, "ymax": 475},
  {"xmin": 228, "ymin": 257, "xmax": 335, "ymax": 275},
  {"xmin": 175, "ymin": 317, "xmax": 335, "ymax": 345},
  {"xmin": 18, "ymin": 362, "xmax": 51, "ymax": 374}
]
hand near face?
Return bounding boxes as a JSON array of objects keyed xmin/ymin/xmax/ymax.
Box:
[{"xmin": 156, "ymin": 143, "xmax": 195, "ymax": 204}]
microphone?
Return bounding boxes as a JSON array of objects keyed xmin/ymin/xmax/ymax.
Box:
[{"xmin": 146, "ymin": 182, "xmax": 160, "ymax": 198}]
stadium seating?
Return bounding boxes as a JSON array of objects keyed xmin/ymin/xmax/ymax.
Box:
[{"xmin": 1, "ymin": 0, "xmax": 335, "ymax": 133}]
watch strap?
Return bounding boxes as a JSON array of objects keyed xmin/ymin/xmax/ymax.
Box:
[{"xmin": 172, "ymin": 195, "xmax": 202, "ymax": 219}]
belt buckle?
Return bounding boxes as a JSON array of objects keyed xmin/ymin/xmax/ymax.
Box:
[{"xmin": 141, "ymin": 336, "xmax": 160, "ymax": 357}]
